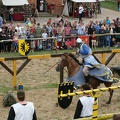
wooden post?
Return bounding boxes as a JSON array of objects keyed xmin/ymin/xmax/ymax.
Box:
[
  {"xmin": 101, "ymin": 53, "xmax": 105, "ymax": 64},
  {"xmin": 13, "ymin": 60, "xmax": 17, "ymax": 89},
  {"xmin": 105, "ymin": 52, "xmax": 116, "ymax": 66},
  {"xmin": 60, "ymin": 68, "xmax": 64, "ymax": 83}
]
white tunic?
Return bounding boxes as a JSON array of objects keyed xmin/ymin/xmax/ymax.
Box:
[
  {"xmin": 79, "ymin": 96, "xmax": 94, "ymax": 117},
  {"xmin": 12, "ymin": 102, "xmax": 34, "ymax": 120}
]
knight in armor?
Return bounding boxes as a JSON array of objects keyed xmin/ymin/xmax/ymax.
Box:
[{"xmin": 76, "ymin": 38, "xmax": 100, "ymax": 82}]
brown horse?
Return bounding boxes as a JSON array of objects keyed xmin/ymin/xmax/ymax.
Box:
[{"xmin": 56, "ymin": 53, "xmax": 118, "ymax": 104}]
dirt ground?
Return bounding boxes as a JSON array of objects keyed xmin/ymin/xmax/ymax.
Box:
[{"xmin": 0, "ymin": 53, "xmax": 120, "ymax": 120}]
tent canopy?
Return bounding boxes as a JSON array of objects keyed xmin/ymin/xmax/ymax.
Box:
[
  {"xmin": 2, "ymin": 0, "xmax": 29, "ymax": 6},
  {"xmin": 71, "ymin": 0, "xmax": 104, "ymax": 2}
]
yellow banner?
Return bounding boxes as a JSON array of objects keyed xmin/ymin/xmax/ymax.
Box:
[{"xmin": 19, "ymin": 39, "xmax": 31, "ymax": 56}]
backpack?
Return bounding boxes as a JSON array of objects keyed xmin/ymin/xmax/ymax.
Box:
[{"xmin": 3, "ymin": 91, "xmax": 17, "ymax": 107}]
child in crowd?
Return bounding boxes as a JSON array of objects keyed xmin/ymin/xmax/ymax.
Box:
[
  {"xmin": 13, "ymin": 32, "xmax": 18, "ymax": 52},
  {"xmin": 42, "ymin": 29, "xmax": 48, "ymax": 50},
  {"xmin": 91, "ymin": 31, "xmax": 97, "ymax": 49},
  {"xmin": 65, "ymin": 38, "xmax": 72, "ymax": 49},
  {"xmin": 57, "ymin": 31, "xmax": 63, "ymax": 49},
  {"xmin": 21, "ymin": 33, "xmax": 27, "ymax": 39}
]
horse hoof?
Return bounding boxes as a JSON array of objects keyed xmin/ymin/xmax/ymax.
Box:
[{"xmin": 106, "ymin": 101, "xmax": 110, "ymax": 104}]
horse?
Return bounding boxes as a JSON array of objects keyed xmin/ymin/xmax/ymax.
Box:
[{"xmin": 56, "ymin": 53, "xmax": 118, "ymax": 104}]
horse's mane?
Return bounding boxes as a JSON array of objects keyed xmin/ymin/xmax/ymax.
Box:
[{"xmin": 63, "ymin": 53, "xmax": 82, "ymax": 65}]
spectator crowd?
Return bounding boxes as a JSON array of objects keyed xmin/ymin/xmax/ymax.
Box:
[{"xmin": 0, "ymin": 15, "xmax": 120, "ymax": 53}]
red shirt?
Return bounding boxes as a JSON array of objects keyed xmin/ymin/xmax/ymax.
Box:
[
  {"xmin": 65, "ymin": 40, "xmax": 71, "ymax": 47},
  {"xmin": 64, "ymin": 26, "xmax": 71, "ymax": 36}
]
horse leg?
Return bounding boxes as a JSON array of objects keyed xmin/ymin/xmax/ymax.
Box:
[{"xmin": 104, "ymin": 82, "xmax": 113, "ymax": 104}]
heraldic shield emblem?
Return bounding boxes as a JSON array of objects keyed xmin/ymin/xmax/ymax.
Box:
[
  {"xmin": 19, "ymin": 39, "xmax": 31, "ymax": 56},
  {"xmin": 58, "ymin": 82, "xmax": 74, "ymax": 109}
]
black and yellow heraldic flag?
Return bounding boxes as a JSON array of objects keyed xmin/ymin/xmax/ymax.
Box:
[{"xmin": 19, "ymin": 39, "xmax": 31, "ymax": 56}]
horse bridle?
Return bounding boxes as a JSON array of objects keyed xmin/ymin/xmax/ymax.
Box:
[{"xmin": 58, "ymin": 54, "xmax": 73, "ymax": 69}]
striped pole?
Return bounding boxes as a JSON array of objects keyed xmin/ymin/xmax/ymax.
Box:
[
  {"xmin": 58, "ymin": 86, "xmax": 120, "ymax": 120},
  {"xmin": 58, "ymin": 86, "xmax": 120, "ymax": 98},
  {"xmin": 91, "ymin": 92, "xmax": 102, "ymax": 120},
  {"xmin": 92, "ymin": 98, "xmax": 98, "ymax": 120},
  {"xmin": 75, "ymin": 112, "xmax": 120, "ymax": 120}
]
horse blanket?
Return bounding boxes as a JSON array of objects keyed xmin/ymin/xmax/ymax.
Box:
[
  {"xmin": 66, "ymin": 66, "xmax": 85, "ymax": 89},
  {"xmin": 66, "ymin": 64, "xmax": 113, "ymax": 89}
]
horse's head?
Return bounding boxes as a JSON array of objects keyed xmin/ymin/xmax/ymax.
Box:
[
  {"xmin": 56, "ymin": 53, "xmax": 81, "ymax": 72},
  {"xmin": 56, "ymin": 53, "xmax": 70, "ymax": 72}
]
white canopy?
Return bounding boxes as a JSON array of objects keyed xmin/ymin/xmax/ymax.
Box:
[
  {"xmin": 2, "ymin": 0, "xmax": 29, "ymax": 6},
  {"xmin": 62, "ymin": 1, "xmax": 69, "ymax": 17},
  {"xmin": 71, "ymin": 0, "xmax": 104, "ymax": 2}
]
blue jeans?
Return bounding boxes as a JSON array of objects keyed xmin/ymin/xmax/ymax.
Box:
[{"xmin": 106, "ymin": 36, "xmax": 111, "ymax": 47}]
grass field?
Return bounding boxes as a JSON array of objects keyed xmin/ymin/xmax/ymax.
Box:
[
  {"xmin": 0, "ymin": 47, "xmax": 118, "ymax": 58},
  {"xmin": 101, "ymin": 1, "xmax": 118, "ymax": 11}
]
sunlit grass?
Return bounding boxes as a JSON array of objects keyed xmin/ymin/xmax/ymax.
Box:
[{"xmin": 101, "ymin": 1, "xmax": 118, "ymax": 11}]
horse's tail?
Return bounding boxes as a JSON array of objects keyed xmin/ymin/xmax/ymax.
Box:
[
  {"xmin": 112, "ymin": 77, "xmax": 120, "ymax": 83},
  {"xmin": 110, "ymin": 66, "xmax": 120, "ymax": 77}
]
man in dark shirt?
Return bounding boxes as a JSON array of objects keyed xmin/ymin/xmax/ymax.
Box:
[{"xmin": 98, "ymin": 25, "xmax": 106, "ymax": 48}]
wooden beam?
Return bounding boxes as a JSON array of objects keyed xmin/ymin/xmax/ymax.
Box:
[
  {"xmin": 0, "ymin": 58, "xmax": 5, "ymax": 61},
  {"xmin": 92, "ymin": 54, "xmax": 101, "ymax": 64},
  {"xmin": 13, "ymin": 60, "xmax": 17, "ymax": 89},
  {"xmin": 28, "ymin": 54, "xmax": 51, "ymax": 59},
  {"xmin": 112, "ymin": 49, "xmax": 120, "ymax": 53},
  {"xmin": 5, "ymin": 56, "xmax": 28, "ymax": 61},
  {"xmin": 92, "ymin": 50, "xmax": 112, "ymax": 54},
  {"xmin": 60, "ymin": 68, "xmax": 64, "ymax": 83},
  {"xmin": 17, "ymin": 59, "xmax": 31, "ymax": 75},
  {"xmin": 105, "ymin": 53, "xmax": 116, "ymax": 65},
  {"xmin": 0, "ymin": 61, "xmax": 13, "ymax": 75}
]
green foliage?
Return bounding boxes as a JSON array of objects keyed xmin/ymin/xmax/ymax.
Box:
[
  {"xmin": 101, "ymin": 1, "xmax": 118, "ymax": 11},
  {"xmin": 3, "ymin": 91, "xmax": 17, "ymax": 107}
]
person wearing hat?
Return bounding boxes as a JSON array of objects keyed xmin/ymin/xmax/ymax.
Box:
[
  {"xmin": 76, "ymin": 38, "xmax": 99, "ymax": 83},
  {"xmin": 73, "ymin": 83, "xmax": 94, "ymax": 119},
  {"xmin": 7, "ymin": 90, "xmax": 37, "ymax": 120}
]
